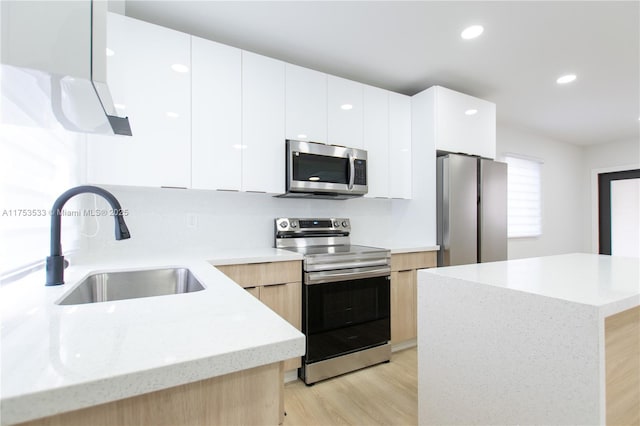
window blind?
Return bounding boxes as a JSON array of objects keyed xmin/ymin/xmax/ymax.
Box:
[{"xmin": 504, "ymin": 154, "xmax": 542, "ymax": 238}]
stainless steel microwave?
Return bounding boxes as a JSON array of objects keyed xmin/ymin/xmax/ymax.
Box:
[{"xmin": 279, "ymin": 140, "xmax": 368, "ymax": 199}]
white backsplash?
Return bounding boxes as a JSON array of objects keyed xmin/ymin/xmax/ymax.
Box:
[{"xmin": 80, "ymin": 186, "xmax": 411, "ymax": 254}]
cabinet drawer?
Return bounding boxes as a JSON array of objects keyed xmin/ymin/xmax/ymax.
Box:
[
  {"xmin": 391, "ymin": 251, "xmax": 436, "ymax": 272},
  {"xmin": 215, "ymin": 261, "xmax": 301, "ymax": 288}
]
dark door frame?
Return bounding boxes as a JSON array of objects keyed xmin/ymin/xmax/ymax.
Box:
[{"xmin": 598, "ymin": 169, "xmax": 640, "ymax": 255}]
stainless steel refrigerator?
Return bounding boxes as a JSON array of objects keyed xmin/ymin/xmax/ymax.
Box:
[{"xmin": 436, "ymin": 153, "xmax": 508, "ymax": 267}]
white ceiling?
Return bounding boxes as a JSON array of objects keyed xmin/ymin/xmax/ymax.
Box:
[{"xmin": 123, "ymin": 1, "xmax": 640, "ymax": 147}]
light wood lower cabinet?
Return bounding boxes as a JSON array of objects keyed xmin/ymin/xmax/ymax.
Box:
[
  {"xmin": 19, "ymin": 362, "xmax": 284, "ymax": 426},
  {"xmin": 390, "ymin": 251, "xmax": 436, "ymax": 345},
  {"xmin": 391, "ymin": 270, "xmax": 417, "ymax": 344},
  {"xmin": 605, "ymin": 305, "xmax": 640, "ymax": 426},
  {"xmin": 216, "ymin": 261, "xmax": 302, "ymax": 371}
]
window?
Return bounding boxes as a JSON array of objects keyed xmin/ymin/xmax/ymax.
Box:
[{"xmin": 504, "ymin": 154, "xmax": 542, "ymax": 238}]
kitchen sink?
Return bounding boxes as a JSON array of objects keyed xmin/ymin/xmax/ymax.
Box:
[{"xmin": 57, "ymin": 268, "xmax": 205, "ymax": 305}]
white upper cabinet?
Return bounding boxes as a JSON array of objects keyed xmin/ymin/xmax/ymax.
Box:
[
  {"xmin": 87, "ymin": 13, "xmax": 191, "ymax": 187},
  {"xmin": 285, "ymin": 64, "xmax": 327, "ymax": 143},
  {"xmin": 363, "ymin": 85, "xmax": 390, "ymax": 198},
  {"xmin": 191, "ymin": 36, "xmax": 242, "ymax": 191},
  {"xmin": 432, "ymin": 86, "xmax": 496, "ymax": 159},
  {"xmin": 242, "ymin": 51, "xmax": 286, "ymax": 194},
  {"xmin": 389, "ymin": 92, "xmax": 412, "ymax": 199},
  {"xmin": 328, "ymin": 76, "xmax": 364, "ymax": 148}
]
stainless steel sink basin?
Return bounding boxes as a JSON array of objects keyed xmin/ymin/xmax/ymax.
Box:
[{"xmin": 57, "ymin": 268, "xmax": 205, "ymax": 305}]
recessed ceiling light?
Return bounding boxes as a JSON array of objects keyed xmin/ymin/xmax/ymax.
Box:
[
  {"xmin": 171, "ymin": 63, "xmax": 189, "ymax": 73},
  {"xmin": 106, "ymin": 48, "xmax": 114, "ymax": 57},
  {"xmin": 556, "ymin": 74, "xmax": 577, "ymax": 84},
  {"xmin": 461, "ymin": 25, "xmax": 484, "ymax": 40},
  {"xmin": 166, "ymin": 112, "xmax": 179, "ymax": 118},
  {"xmin": 340, "ymin": 104, "xmax": 353, "ymax": 110},
  {"xmin": 465, "ymin": 109, "xmax": 478, "ymax": 116},
  {"xmin": 232, "ymin": 144, "xmax": 248, "ymax": 150}
]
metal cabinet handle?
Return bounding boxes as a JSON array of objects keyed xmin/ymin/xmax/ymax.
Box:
[{"xmin": 262, "ymin": 282, "xmax": 288, "ymax": 288}]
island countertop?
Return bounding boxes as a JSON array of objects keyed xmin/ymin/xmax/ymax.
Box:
[
  {"xmin": 0, "ymin": 248, "xmax": 305, "ymax": 426},
  {"xmin": 424, "ymin": 253, "xmax": 639, "ymax": 317},
  {"xmin": 417, "ymin": 253, "xmax": 639, "ymax": 425}
]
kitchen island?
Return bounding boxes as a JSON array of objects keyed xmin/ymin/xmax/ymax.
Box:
[
  {"xmin": 0, "ymin": 248, "xmax": 305, "ymax": 426},
  {"xmin": 417, "ymin": 253, "xmax": 639, "ymax": 426}
]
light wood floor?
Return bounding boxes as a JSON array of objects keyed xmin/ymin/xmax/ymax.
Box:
[{"xmin": 283, "ymin": 347, "xmax": 417, "ymax": 426}]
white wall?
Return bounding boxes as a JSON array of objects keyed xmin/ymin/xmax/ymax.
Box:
[
  {"xmin": 80, "ymin": 182, "xmax": 436, "ymax": 256},
  {"xmin": 583, "ymin": 138, "xmax": 640, "ymax": 252},
  {"xmin": 0, "ymin": 81, "xmax": 87, "ymax": 276},
  {"xmin": 496, "ymin": 125, "xmax": 585, "ymax": 259}
]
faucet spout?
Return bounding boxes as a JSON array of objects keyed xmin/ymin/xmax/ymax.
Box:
[{"xmin": 46, "ymin": 185, "xmax": 131, "ymax": 286}]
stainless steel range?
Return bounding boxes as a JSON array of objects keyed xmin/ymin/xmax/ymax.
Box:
[{"xmin": 275, "ymin": 217, "xmax": 391, "ymax": 385}]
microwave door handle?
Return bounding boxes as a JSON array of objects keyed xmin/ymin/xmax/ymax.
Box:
[{"xmin": 348, "ymin": 153, "xmax": 355, "ymax": 190}]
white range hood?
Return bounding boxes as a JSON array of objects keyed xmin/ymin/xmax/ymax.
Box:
[{"xmin": 0, "ymin": 0, "xmax": 131, "ymax": 135}]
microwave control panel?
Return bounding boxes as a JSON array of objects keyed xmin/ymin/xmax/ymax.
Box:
[{"xmin": 354, "ymin": 159, "xmax": 367, "ymax": 185}]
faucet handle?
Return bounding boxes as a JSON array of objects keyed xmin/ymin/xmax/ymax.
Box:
[{"xmin": 45, "ymin": 255, "xmax": 66, "ymax": 286}]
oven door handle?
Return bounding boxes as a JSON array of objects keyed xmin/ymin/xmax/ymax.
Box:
[
  {"xmin": 305, "ymin": 266, "xmax": 390, "ymax": 285},
  {"xmin": 305, "ymin": 258, "xmax": 390, "ymax": 271}
]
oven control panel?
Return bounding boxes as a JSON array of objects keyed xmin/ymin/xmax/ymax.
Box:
[{"xmin": 275, "ymin": 217, "xmax": 350, "ymax": 233}]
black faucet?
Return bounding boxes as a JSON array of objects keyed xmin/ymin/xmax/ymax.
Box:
[{"xmin": 46, "ymin": 185, "xmax": 131, "ymax": 286}]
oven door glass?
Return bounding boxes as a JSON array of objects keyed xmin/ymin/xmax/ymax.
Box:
[
  {"xmin": 293, "ymin": 152, "xmax": 349, "ymax": 184},
  {"xmin": 303, "ymin": 275, "xmax": 390, "ymax": 363}
]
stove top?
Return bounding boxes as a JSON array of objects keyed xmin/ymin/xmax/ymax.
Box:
[
  {"xmin": 275, "ymin": 218, "xmax": 390, "ymax": 274},
  {"xmin": 279, "ymin": 244, "xmax": 388, "ymax": 257}
]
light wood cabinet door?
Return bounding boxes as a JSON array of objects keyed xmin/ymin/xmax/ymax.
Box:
[
  {"xmin": 391, "ymin": 270, "xmax": 417, "ymax": 344},
  {"xmin": 215, "ymin": 261, "xmax": 301, "ymax": 287},
  {"xmin": 259, "ymin": 282, "xmax": 302, "ymax": 371},
  {"xmin": 391, "ymin": 251, "xmax": 437, "ymax": 272},
  {"xmin": 390, "ymin": 251, "xmax": 437, "ymax": 345},
  {"xmin": 245, "ymin": 286, "xmax": 260, "ymax": 299},
  {"xmin": 215, "ymin": 261, "xmax": 302, "ymax": 371}
]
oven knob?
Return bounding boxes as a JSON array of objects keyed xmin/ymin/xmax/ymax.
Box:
[
  {"xmin": 334, "ymin": 221, "xmax": 340, "ymax": 227},
  {"xmin": 279, "ymin": 221, "xmax": 288, "ymax": 229},
  {"xmin": 290, "ymin": 221, "xmax": 298, "ymax": 228},
  {"xmin": 342, "ymin": 220, "xmax": 348, "ymax": 227}
]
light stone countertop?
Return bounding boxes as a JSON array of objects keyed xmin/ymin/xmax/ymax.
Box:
[
  {"xmin": 423, "ymin": 253, "xmax": 639, "ymax": 317},
  {"xmin": 0, "ymin": 247, "xmax": 305, "ymax": 426},
  {"xmin": 417, "ymin": 253, "xmax": 640, "ymax": 425}
]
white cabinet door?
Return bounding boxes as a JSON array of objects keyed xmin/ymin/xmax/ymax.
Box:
[
  {"xmin": 389, "ymin": 92, "xmax": 412, "ymax": 199},
  {"xmin": 435, "ymin": 86, "xmax": 496, "ymax": 159},
  {"xmin": 363, "ymin": 85, "xmax": 389, "ymax": 198},
  {"xmin": 87, "ymin": 14, "xmax": 191, "ymax": 187},
  {"xmin": 191, "ymin": 36, "xmax": 241, "ymax": 191},
  {"xmin": 242, "ymin": 51, "xmax": 285, "ymax": 194},
  {"xmin": 285, "ymin": 64, "xmax": 327, "ymax": 143},
  {"xmin": 328, "ymin": 76, "xmax": 363, "ymax": 148}
]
